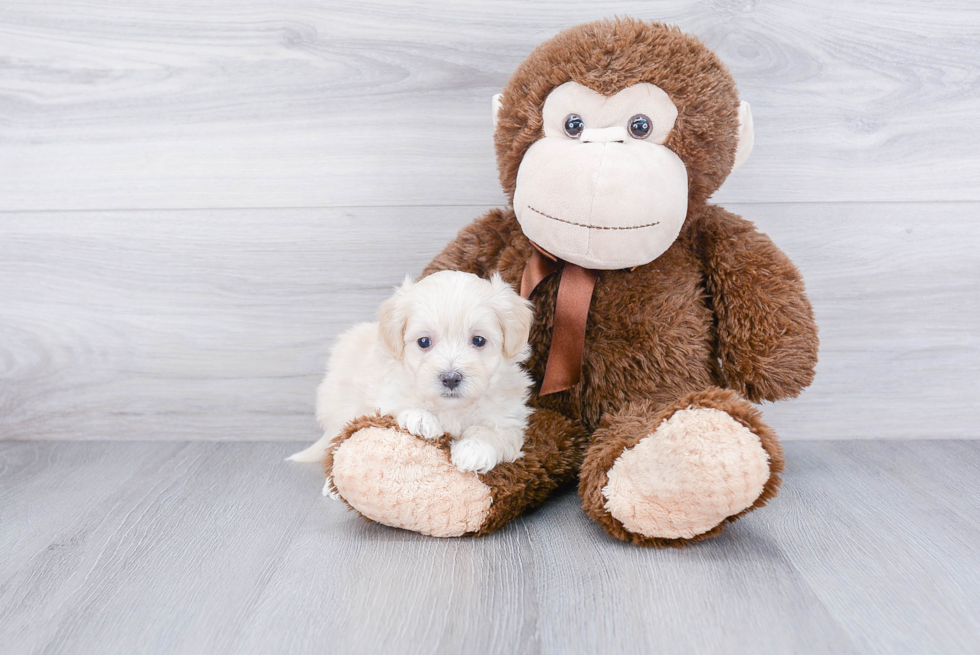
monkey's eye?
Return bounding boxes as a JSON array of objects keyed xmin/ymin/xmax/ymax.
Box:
[
  {"xmin": 471, "ymin": 336, "xmax": 487, "ymax": 348},
  {"xmin": 563, "ymin": 114, "xmax": 585, "ymax": 138},
  {"xmin": 628, "ymin": 114, "xmax": 652, "ymax": 139},
  {"xmin": 417, "ymin": 337, "xmax": 432, "ymax": 349}
]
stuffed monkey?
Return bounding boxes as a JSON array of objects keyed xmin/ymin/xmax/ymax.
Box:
[{"xmin": 323, "ymin": 18, "xmax": 818, "ymax": 546}]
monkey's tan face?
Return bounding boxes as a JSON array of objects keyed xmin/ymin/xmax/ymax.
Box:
[{"xmin": 512, "ymin": 82, "xmax": 688, "ymax": 269}]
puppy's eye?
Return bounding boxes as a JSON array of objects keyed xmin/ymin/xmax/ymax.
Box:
[
  {"xmin": 563, "ymin": 114, "xmax": 584, "ymax": 138},
  {"xmin": 628, "ymin": 114, "xmax": 652, "ymax": 139},
  {"xmin": 417, "ymin": 337, "xmax": 431, "ymax": 349},
  {"xmin": 471, "ymin": 336, "xmax": 487, "ymax": 348}
]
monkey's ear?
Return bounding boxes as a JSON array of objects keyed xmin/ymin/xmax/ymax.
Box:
[
  {"xmin": 377, "ymin": 276, "xmax": 413, "ymax": 359},
  {"xmin": 732, "ymin": 101, "xmax": 755, "ymax": 172},
  {"xmin": 492, "ymin": 93, "xmax": 503, "ymax": 128}
]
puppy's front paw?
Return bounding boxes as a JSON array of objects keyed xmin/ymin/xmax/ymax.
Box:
[
  {"xmin": 451, "ymin": 437, "xmax": 504, "ymax": 474},
  {"xmin": 397, "ymin": 408, "xmax": 444, "ymax": 441}
]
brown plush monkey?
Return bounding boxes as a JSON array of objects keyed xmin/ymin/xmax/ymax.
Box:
[{"xmin": 324, "ymin": 18, "xmax": 818, "ymax": 546}]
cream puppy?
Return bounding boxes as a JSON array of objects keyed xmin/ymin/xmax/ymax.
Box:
[{"xmin": 288, "ymin": 270, "xmax": 534, "ymax": 487}]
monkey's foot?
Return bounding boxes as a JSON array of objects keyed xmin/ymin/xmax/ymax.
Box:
[
  {"xmin": 330, "ymin": 423, "xmax": 493, "ymax": 538},
  {"xmin": 603, "ymin": 407, "xmax": 769, "ymax": 539},
  {"xmin": 580, "ymin": 388, "xmax": 783, "ymax": 546},
  {"xmin": 325, "ymin": 410, "xmax": 589, "ymax": 538}
]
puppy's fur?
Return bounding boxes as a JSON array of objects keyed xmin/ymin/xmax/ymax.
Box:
[{"xmin": 288, "ymin": 271, "xmax": 534, "ymax": 488}]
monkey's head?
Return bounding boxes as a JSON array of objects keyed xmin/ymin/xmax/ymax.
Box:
[{"xmin": 494, "ymin": 19, "xmax": 753, "ymax": 269}]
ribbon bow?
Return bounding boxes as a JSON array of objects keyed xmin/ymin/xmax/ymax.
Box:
[{"xmin": 520, "ymin": 245, "xmax": 599, "ymax": 395}]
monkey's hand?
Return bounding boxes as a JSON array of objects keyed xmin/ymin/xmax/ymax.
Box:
[{"xmin": 699, "ymin": 206, "xmax": 819, "ymax": 402}]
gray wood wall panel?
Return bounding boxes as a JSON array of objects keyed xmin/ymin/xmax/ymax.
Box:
[
  {"xmin": 1, "ymin": 202, "xmax": 976, "ymax": 442},
  {"xmin": 0, "ymin": 1, "xmax": 978, "ymax": 210},
  {"xmin": 2, "ymin": 439, "xmax": 978, "ymax": 655}
]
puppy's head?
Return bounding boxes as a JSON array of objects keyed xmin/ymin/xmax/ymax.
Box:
[{"xmin": 377, "ymin": 270, "xmax": 533, "ymax": 407}]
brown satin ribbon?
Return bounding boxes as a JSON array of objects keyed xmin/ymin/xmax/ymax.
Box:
[{"xmin": 520, "ymin": 245, "xmax": 598, "ymax": 395}]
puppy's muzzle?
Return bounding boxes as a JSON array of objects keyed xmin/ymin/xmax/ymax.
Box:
[{"xmin": 440, "ymin": 370, "xmax": 463, "ymax": 391}]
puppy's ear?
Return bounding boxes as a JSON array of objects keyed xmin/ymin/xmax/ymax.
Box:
[
  {"xmin": 377, "ymin": 276, "xmax": 413, "ymax": 359},
  {"xmin": 488, "ymin": 273, "xmax": 534, "ymax": 359}
]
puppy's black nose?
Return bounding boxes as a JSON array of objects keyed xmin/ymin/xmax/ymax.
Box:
[{"xmin": 440, "ymin": 371, "xmax": 463, "ymax": 390}]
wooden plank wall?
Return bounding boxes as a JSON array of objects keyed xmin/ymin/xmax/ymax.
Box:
[{"xmin": 1, "ymin": 0, "xmax": 977, "ymax": 441}]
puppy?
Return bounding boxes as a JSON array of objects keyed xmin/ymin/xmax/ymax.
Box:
[{"xmin": 288, "ymin": 270, "xmax": 535, "ymax": 488}]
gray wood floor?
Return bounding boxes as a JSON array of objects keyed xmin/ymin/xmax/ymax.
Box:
[{"xmin": 1, "ymin": 439, "xmax": 978, "ymax": 655}]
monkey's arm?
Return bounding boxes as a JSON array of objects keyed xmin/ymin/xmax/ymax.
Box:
[
  {"xmin": 698, "ymin": 206, "xmax": 818, "ymax": 403},
  {"xmin": 422, "ymin": 208, "xmax": 523, "ymax": 277}
]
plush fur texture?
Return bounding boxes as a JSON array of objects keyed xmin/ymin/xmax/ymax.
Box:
[
  {"xmin": 326, "ymin": 18, "xmax": 818, "ymax": 546},
  {"xmin": 330, "ymin": 421, "xmax": 494, "ymax": 537},
  {"xmin": 578, "ymin": 387, "xmax": 783, "ymax": 546},
  {"xmin": 602, "ymin": 407, "xmax": 770, "ymax": 540},
  {"xmin": 324, "ymin": 411, "xmax": 590, "ymax": 537},
  {"xmin": 495, "ymin": 19, "xmax": 742, "ymax": 206},
  {"xmin": 512, "ymin": 81, "xmax": 690, "ymax": 269}
]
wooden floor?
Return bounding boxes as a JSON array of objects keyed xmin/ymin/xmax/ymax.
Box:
[{"xmin": 1, "ymin": 439, "xmax": 978, "ymax": 655}]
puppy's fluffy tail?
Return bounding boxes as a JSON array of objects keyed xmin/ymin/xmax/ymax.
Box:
[{"xmin": 285, "ymin": 436, "xmax": 331, "ymax": 463}]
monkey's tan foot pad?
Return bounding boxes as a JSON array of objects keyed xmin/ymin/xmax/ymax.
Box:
[
  {"xmin": 331, "ymin": 426, "xmax": 492, "ymax": 537},
  {"xmin": 602, "ymin": 407, "xmax": 770, "ymax": 540}
]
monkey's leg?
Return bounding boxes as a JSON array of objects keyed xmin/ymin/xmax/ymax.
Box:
[
  {"xmin": 578, "ymin": 387, "xmax": 784, "ymax": 547},
  {"xmin": 325, "ymin": 409, "xmax": 588, "ymax": 537}
]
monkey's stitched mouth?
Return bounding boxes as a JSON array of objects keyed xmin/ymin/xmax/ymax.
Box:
[{"xmin": 527, "ymin": 205, "xmax": 660, "ymax": 230}]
